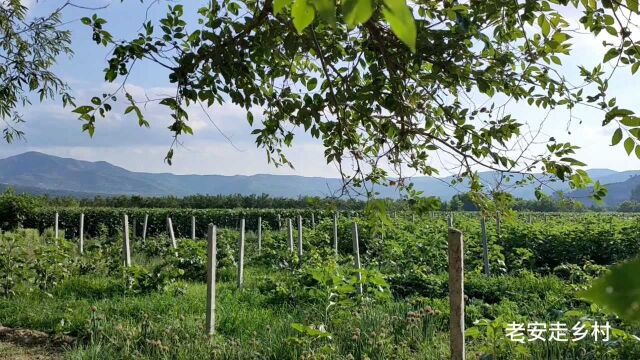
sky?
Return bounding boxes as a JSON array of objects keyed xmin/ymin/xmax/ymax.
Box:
[{"xmin": 1, "ymin": 1, "xmax": 639, "ymax": 178}]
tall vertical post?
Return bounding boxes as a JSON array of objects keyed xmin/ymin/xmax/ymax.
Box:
[
  {"xmin": 123, "ymin": 214, "xmax": 131, "ymax": 267},
  {"xmin": 496, "ymin": 212, "xmax": 501, "ymax": 239},
  {"xmin": 192, "ymin": 216, "xmax": 196, "ymax": 240},
  {"xmin": 277, "ymin": 214, "xmax": 282, "ymax": 230},
  {"xmin": 79, "ymin": 213, "xmax": 84, "ymax": 255},
  {"xmin": 142, "ymin": 214, "xmax": 148, "ymax": 242},
  {"xmin": 237, "ymin": 218, "xmax": 245, "ymax": 289},
  {"xmin": 54, "ymin": 212, "xmax": 59, "ymax": 240},
  {"xmin": 480, "ymin": 217, "xmax": 490, "ymax": 276},
  {"xmin": 297, "ymin": 215, "xmax": 303, "ymax": 257},
  {"xmin": 333, "ymin": 212, "xmax": 338, "ymax": 255},
  {"xmin": 257, "ymin": 216, "xmax": 262, "ymax": 254},
  {"xmin": 311, "ymin": 213, "xmax": 315, "ymax": 229},
  {"xmin": 352, "ymin": 222, "xmax": 363, "ymax": 295},
  {"xmin": 206, "ymin": 224, "xmax": 217, "ymax": 336},
  {"xmin": 167, "ymin": 217, "xmax": 177, "ymax": 250},
  {"xmin": 288, "ymin": 219, "xmax": 294, "ymax": 252},
  {"xmin": 448, "ymin": 228, "xmax": 465, "ymax": 360}
]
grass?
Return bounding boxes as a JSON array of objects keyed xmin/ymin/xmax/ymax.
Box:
[{"xmin": 2, "ymin": 216, "xmax": 640, "ymax": 359}]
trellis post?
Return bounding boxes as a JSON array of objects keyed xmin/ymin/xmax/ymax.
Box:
[{"xmin": 206, "ymin": 224, "xmax": 217, "ymax": 336}]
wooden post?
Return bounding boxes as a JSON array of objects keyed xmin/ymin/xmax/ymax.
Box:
[
  {"xmin": 167, "ymin": 217, "xmax": 177, "ymax": 249},
  {"xmin": 288, "ymin": 219, "xmax": 294, "ymax": 252},
  {"xmin": 237, "ymin": 218, "xmax": 245, "ymax": 289},
  {"xmin": 142, "ymin": 214, "xmax": 148, "ymax": 242},
  {"xmin": 123, "ymin": 215, "xmax": 131, "ymax": 267},
  {"xmin": 297, "ymin": 215, "xmax": 303, "ymax": 257},
  {"xmin": 79, "ymin": 213, "xmax": 84, "ymax": 255},
  {"xmin": 352, "ymin": 222, "xmax": 363, "ymax": 295},
  {"xmin": 206, "ymin": 224, "xmax": 217, "ymax": 336},
  {"xmin": 54, "ymin": 212, "xmax": 59, "ymax": 240},
  {"xmin": 192, "ymin": 216, "xmax": 196, "ymax": 240},
  {"xmin": 448, "ymin": 228, "xmax": 465, "ymax": 360},
  {"xmin": 480, "ymin": 217, "xmax": 490, "ymax": 276},
  {"xmin": 257, "ymin": 216, "xmax": 262, "ymax": 254},
  {"xmin": 333, "ymin": 212, "xmax": 338, "ymax": 255}
]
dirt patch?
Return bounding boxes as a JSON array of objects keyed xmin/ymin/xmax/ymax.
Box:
[
  {"xmin": 0, "ymin": 326, "xmax": 74, "ymax": 359},
  {"xmin": 0, "ymin": 341, "xmax": 61, "ymax": 360}
]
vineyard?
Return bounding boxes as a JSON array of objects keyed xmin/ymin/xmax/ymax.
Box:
[{"xmin": 2, "ymin": 210, "xmax": 640, "ymax": 359}]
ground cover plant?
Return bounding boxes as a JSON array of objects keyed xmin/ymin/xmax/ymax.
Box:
[{"xmin": 1, "ymin": 212, "xmax": 640, "ymax": 359}]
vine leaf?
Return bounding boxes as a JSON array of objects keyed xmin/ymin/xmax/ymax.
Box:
[
  {"xmin": 381, "ymin": 0, "xmax": 416, "ymax": 52},
  {"xmin": 292, "ymin": 0, "xmax": 315, "ymax": 33},
  {"xmin": 579, "ymin": 256, "xmax": 640, "ymax": 323}
]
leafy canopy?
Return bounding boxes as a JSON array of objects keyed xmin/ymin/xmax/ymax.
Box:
[
  {"xmin": 0, "ymin": 1, "xmax": 75, "ymax": 143},
  {"xmin": 70, "ymin": 0, "xmax": 640, "ymax": 203}
]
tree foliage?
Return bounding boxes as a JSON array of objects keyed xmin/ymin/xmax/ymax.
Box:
[
  {"xmin": 69, "ymin": 0, "xmax": 640, "ymax": 203},
  {"xmin": 0, "ymin": 1, "xmax": 75, "ymax": 142}
]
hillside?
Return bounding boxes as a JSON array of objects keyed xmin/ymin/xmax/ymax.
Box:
[{"xmin": 0, "ymin": 152, "xmax": 638, "ymax": 201}]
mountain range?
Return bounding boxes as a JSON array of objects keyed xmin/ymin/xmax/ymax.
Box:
[{"xmin": 0, "ymin": 151, "xmax": 639, "ymax": 206}]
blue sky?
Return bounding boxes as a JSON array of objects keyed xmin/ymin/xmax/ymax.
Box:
[{"xmin": 1, "ymin": 1, "xmax": 639, "ymax": 177}]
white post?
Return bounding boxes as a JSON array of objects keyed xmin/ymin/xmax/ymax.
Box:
[
  {"xmin": 142, "ymin": 214, "xmax": 148, "ymax": 242},
  {"xmin": 167, "ymin": 217, "xmax": 177, "ymax": 249},
  {"xmin": 333, "ymin": 212, "xmax": 338, "ymax": 255},
  {"xmin": 277, "ymin": 214, "xmax": 281, "ymax": 230},
  {"xmin": 123, "ymin": 214, "xmax": 131, "ymax": 267},
  {"xmin": 257, "ymin": 216, "xmax": 262, "ymax": 254},
  {"xmin": 297, "ymin": 215, "xmax": 303, "ymax": 257},
  {"xmin": 288, "ymin": 218, "xmax": 294, "ymax": 252},
  {"xmin": 54, "ymin": 212, "xmax": 59, "ymax": 240},
  {"xmin": 480, "ymin": 217, "xmax": 490, "ymax": 276},
  {"xmin": 311, "ymin": 213, "xmax": 315, "ymax": 229},
  {"xmin": 206, "ymin": 224, "xmax": 217, "ymax": 336},
  {"xmin": 79, "ymin": 213, "xmax": 84, "ymax": 255},
  {"xmin": 352, "ymin": 222, "xmax": 363, "ymax": 295},
  {"xmin": 448, "ymin": 228, "xmax": 465, "ymax": 360},
  {"xmin": 237, "ymin": 218, "xmax": 245, "ymax": 289},
  {"xmin": 192, "ymin": 216, "xmax": 196, "ymax": 240}
]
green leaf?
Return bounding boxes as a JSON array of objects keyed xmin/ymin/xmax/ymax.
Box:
[
  {"xmin": 579, "ymin": 256, "xmax": 640, "ymax": 322},
  {"xmin": 343, "ymin": 0, "xmax": 374, "ymax": 26},
  {"xmin": 624, "ymin": 137, "xmax": 635, "ymax": 155},
  {"xmin": 603, "ymin": 48, "xmax": 620, "ymax": 63},
  {"xmin": 306, "ymin": 78, "xmax": 318, "ymax": 90},
  {"xmin": 292, "ymin": 0, "xmax": 315, "ymax": 33},
  {"xmin": 632, "ymin": 62, "xmax": 640, "ymax": 74},
  {"xmin": 72, "ymin": 106, "xmax": 94, "ymax": 114},
  {"xmin": 81, "ymin": 17, "xmax": 92, "ymax": 25},
  {"xmin": 636, "ymin": 145, "xmax": 640, "ymax": 159},
  {"xmin": 382, "ymin": 0, "xmax": 416, "ymax": 52},
  {"xmin": 314, "ymin": 0, "xmax": 336, "ymax": 25},
  {"xmin": 612, "ymin": 128, "xmax": 623, "ymax": 145},
  {"xmin": 274, "ymin": 0, "xmax": 293, "ymax": 15},
  {"xmin": 628, "ymin": 0, "xmax": 639, "ymax": 13},
  {"xmin": 620, "ymin": 117, "xmax": 640, "ymax": 127}
]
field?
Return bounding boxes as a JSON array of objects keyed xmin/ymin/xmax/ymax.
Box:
[{"xmin": 1, "ymin": 211, "xmax": 640, "ymax": 359}]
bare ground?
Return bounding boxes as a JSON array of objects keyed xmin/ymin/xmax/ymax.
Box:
[{"xmin": 0, "ymin": 326, "xmax": 74, "ymax": 360}]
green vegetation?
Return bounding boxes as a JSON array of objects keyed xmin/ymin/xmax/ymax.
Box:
[{"xmin": 2, "ymin": 213, "xmax": 640, "ymax": 359}]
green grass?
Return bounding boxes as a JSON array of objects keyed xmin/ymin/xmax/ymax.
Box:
[{"xmin": 2, "ymin": 215, "xmax": 640, "ymax": 359}]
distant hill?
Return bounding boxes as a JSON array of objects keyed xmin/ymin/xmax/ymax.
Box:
[
  {"xmin": 566, "ymin": 175, "xmax": 640, "ymax": 207},
  {"xmin": 0, "ymin": 151, "xmax": 638, "ymax": 201}
]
